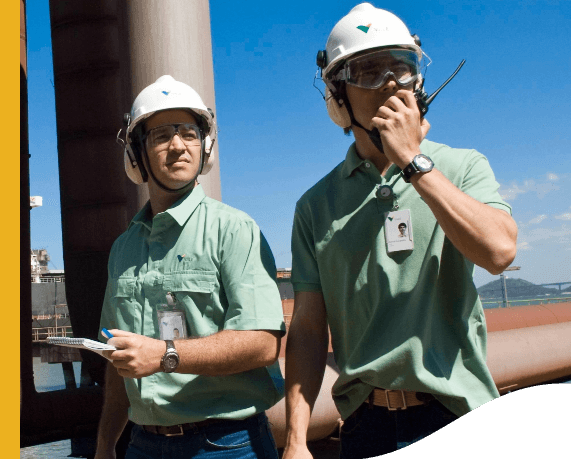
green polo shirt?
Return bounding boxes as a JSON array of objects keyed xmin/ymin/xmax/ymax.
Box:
[
  {"xmin": 99, "ymin": 184, "xmax": 286, "ymax": 426},
  {"xmin": 291, "ymin": 140, "xmax": 510, "ymax": 419}
]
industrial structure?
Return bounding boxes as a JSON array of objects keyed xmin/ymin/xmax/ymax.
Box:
[{"xmin": 20, "ymin": 0, "xmax": 571, "ymax": 456}]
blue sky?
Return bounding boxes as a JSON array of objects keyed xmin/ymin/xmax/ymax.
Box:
[{"xmin": 27, "ymin": 0, "xmax": 570, "ymax": 288}]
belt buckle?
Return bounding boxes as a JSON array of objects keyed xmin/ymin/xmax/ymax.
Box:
[
  {"xmin": 164, "ymin": 424, "xmax": 185, "ymax": 437},
  {"xmin": 385, "ymin": 390, "xmax": 407, "ymax": 411}
]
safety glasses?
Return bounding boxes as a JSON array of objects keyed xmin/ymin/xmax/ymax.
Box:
[
  {"xmin": 144, "ymin": 123, "xmax": 202, "ymax": 149},
  {"xmin": 335, "ymin": 49, "xmax": 423, "ymax": 89}
]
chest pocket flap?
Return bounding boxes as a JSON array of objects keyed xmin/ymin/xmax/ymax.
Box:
[
  {"xmin": 112, "ymin": 276, "xmax": 136, "ymax": 298},
  {"xmin": 163, "ymin": 271, "xmax": 216, "ymax": 294}
]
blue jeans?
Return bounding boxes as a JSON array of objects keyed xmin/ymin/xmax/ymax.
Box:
[
  {"xmin": 125, "ymin": 413, "xmax": 278, "ymax": 459},
  {"xmin": 340, "ymin": 400, "xmax": 458, "ymax": 458}
]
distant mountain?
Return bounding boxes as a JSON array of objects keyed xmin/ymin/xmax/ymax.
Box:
[
  {"xmin": 477, "ymin": 278, "xmax": 560, "ymax": 299},
  {"xmin": 563, "ymin": 284, "xmax": 571, "ymax": 293}
]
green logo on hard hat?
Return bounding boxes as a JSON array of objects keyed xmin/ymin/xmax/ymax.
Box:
[{"xmin": 357, "ymin": 23, "xmax": 372, "ymax": 33}]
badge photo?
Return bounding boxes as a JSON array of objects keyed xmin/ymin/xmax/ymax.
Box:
[{"xmin": 384, "ymin": 209, "xmax": 414, "ymax": 252}]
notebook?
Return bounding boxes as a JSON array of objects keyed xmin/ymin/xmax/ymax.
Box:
[{"xmin": 47, "ymin": 337, "xmax": 116, "ymax": 361}]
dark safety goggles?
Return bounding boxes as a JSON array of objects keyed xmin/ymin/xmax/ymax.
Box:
[
  {"xmin": 144, "ymin": 123, "xmax": 202, "ymax": 149},
  {"xmin": 333, "ymin": 49, "xmax": 423, "ymax": 89}
]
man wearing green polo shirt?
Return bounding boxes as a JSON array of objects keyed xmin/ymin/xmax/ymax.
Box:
[
  {"xmin": 283, "ymin": 4, "xmax": 518, "ymax": 458},
  {"xmin": 94, "ymin": 75, "xmax": 285, "ymax": 459}
]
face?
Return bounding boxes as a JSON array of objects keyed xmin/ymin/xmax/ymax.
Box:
[
  {"xmin": 345, "ymin": 77, "xmax": 416, "ymax": 131},
  {"xmin": 143, "ymin": 109, "xmax": 202, "ymax": 189},
  {"xmin": 343, "ymin": 50, "xmax": 418, "ymax": 131}
]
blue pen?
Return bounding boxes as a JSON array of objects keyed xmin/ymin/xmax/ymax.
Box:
[{"xmin": 102, "ymin": 328, "xmax": 113, "ymax": 339}]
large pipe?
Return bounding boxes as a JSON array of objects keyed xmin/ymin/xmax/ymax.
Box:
[
  {"xmin": 124, "ymin": 0, "xmax": 221, "ymax": 200},
  {"xmin": 485, "ymin": 302, "xmax": 571, "ymax": 332},
  {"xmin": 487, "ymin": 322, "xmax": 571, "ymax": 394},
  {"xmin": 266, "ymin": 356, "xmax": 341, "ymax": 449},
  {"xmin": 49, "ymin": 0, "xmax": 144, "ymax": 387}
]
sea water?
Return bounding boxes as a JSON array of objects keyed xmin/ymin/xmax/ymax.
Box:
[{"xmin": 20, "ymin": 358, "xmax": 83, "ymax": 458}]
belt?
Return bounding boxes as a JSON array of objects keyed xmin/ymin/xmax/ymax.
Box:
[
  {"xmin": 366, "ymin": 388, "xmax": 434, "ymax": 411},
  {"xmin": 142, "ymin": 417, "xmax": 241, "ymax": 437}
]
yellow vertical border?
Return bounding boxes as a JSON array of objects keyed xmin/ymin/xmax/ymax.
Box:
[{"xmin": 13, "ymin": 1, "xmax": 24, "ymax": 456}]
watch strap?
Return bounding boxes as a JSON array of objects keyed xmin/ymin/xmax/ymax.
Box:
[
  {"xmin": 165, "ymin": 339, "xmax": 176, "ymax": 353},
  {"xmin": 402, "ymin": 162, "xmax": 419, "ymax": 183}
]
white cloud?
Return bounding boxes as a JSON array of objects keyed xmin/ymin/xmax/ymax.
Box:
[
  {"xmin": 499, "ymin": 174, "xmax": 569, "ymax": 201},
  {"xmin": 528, "ymin": 214, "xmax": 547, "ymax": 225},
  {"xmin": 517, "ymin": 241, "xmax": 531, "ymax": 251}
]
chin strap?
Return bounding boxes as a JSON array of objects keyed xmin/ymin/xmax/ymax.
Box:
[{"xmin": 343, "ymin": 98, "xmax": 386, "ymax": 154}]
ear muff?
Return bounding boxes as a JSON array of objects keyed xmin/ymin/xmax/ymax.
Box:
[
  {"xmin": 200, "ymin": 135, "xmax": 215, "ymax": 175},
  {"xmin": 124, "ymin": 144, "xmax": 145, "ymax": 185},
  {"xmin": 325, "ymin": 87, "xmax": 351, "ymax": 129}
]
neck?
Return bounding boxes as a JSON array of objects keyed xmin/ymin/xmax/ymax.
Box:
[
  {"xmin": 353, "ymin": 126, "xmax": 392, "ymax": 175},
  {"xmin": 148, "ymin": 180, "xmax": 197, "ymax": 216}
]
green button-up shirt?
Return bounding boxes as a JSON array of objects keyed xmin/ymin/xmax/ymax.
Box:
[
  {"xmin": 100, "ymin": 185, "xmax": 286, "ymax": 426},
  {"xmin": 292, "ymin": 140, "xmax": 510, "ymax": 418}
]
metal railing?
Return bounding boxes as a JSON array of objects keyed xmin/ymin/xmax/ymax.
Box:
[
  {"xmin": 481, "ymin": 296, "xmax": 570, "ymax": 308},
  {"xmin": 32, "ymin": 325, "xmax": 73, "ymax": 342}
]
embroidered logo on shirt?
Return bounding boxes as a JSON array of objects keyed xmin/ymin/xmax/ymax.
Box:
[{"xmin": 177, "ymin": 254, "xmax": 186, "ymax": 262}]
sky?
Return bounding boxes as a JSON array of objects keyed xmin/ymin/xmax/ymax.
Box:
[{"xmin": 26, "ymin": 0, "xmax": 571, "ymax": 288}]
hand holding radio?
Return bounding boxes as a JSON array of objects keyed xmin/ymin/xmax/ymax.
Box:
[
  {"xmin": 371, "ymin": 89, "xmax": 429, "ymax": 168},
  {"xmin": 367, "ymin": 59, "xmax": 466, "ymax": 155}
]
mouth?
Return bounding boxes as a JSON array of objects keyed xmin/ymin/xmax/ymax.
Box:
[{"xmin": 166, "ymin": 158, "xmax": 191, "ymax": 166}]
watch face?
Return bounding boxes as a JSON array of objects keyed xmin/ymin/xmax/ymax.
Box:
[
  {"xmin": 414, "ymin": 155, "xmax": 433, "ymax": 172},
  {"xmin": 163, "ymin": 354, "xmax": 179, "ymax": 372}
]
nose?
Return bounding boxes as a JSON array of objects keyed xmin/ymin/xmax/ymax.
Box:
[
  {"xmin": 169, "ymin": 133, "xmax": 186, "ymax": 150},
  {"xmin": 380, "ymin": 75, "xmax": 399, "ymax": 92}
]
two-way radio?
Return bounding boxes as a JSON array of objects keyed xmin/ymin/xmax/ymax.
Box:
[{"xmin": 367, "ymin": 59, "xmax": 466, "ymax": 153}]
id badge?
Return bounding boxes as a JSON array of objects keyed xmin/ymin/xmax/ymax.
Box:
[
  {"xmin": 156, "ymin": 292, "xmax": 188, "ymax": 340},
  {"xmin": 384, "ymin": 209, "xmax": 414, "ymax": 253}
]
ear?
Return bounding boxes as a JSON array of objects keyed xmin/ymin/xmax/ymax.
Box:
[
  {"xmin": 325, "ymin": 87, "xmax": 351, "ymax": 128},
  {"xmin": 200, "ymin": 135, "xmax": 215, "ymax": 175},
  {"xmin": 124, "ymin": 146, "xmax": 145, "ymax": 185}
]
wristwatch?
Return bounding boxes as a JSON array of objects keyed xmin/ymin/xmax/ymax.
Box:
[
  {"xmin": 160, "ymin": 340, "xmax": 179, "ymax": 373},
  {"xmin": 402, "ymin": 154, "xmax": 434, "ymax": 183}
]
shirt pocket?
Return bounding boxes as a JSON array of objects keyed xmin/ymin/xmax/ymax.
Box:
[
  {"xmin": 109, "ymin": 276, "xmax": 139, "ymax": 330},
  {"xmin": 163, "ymin": 271, "xmax": 220, "ymax": 336}
]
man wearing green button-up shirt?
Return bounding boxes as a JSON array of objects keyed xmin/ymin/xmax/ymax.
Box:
[
  {"xmin": 95, "ymin": 76, "xmax": 285, "ymax": 459},
  {"xmin": 283, "ymin": 4, "xmax": 518, "ymax": 459}
]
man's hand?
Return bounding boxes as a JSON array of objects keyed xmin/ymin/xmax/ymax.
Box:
[
  {"xmin": 371, "ymin": 89, "xmax": 430, "ymax": 168},
  {"xmin": 104, "ymin": 329, "xmax": 165, "ymax": 378},
  {"xmin": 282, "ymin": 442, "xmax": 314, "ymax": 459}
]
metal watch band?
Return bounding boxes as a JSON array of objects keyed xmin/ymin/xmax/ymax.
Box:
[{"xmin": 165, "ymin": 339, "xmax": 176, "ymax": 353}]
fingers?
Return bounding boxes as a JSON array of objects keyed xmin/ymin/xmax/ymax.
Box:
[{"xmin": 420, "ymin": 117, "xmax": 431, "ymax": 140}]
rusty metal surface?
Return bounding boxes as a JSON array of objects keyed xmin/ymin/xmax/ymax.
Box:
[
  {"xmin": 487, "ymin": 321, "xmax": 571, "ymax": 394},
  {"xmin": 485, "ymin": 302, "xmax": 571, "ymax": 332}
]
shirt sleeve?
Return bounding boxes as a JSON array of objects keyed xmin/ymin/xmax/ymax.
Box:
[
  {"xmin": 291, "ymin": 203, "xmax": 322, "ymax": 292},
  {"xmin": 220, "ymin": 218, "xmax": 285, "ymax": 334},
  {"xmin": 98, "ymin": 278, "xmax": 116, "ymax": 343},
  {"xmin": 461, "ymin": 152, "xmax": 512, "ymax": 215}
]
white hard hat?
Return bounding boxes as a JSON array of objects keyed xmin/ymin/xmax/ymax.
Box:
[
  {"xmin": 122, "ymin": 75, "xmax": 216, "ymax": 185},
  {"xmin": 322, "ymin": 3, "xmax": 421, "ymax": 81}
]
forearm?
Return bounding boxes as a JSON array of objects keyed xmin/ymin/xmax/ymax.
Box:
[
  {"xmin": 175, "ymin": 329, "xmax": 281, "ymax": 375},
  {"xmin": 410, "ymin": 168, "xmax": 517, "ymax": 274},
  {"xmin": 284, "ymin": 293, "xmax": 329, "ymax": 447},
  {"xmin": 95, "ymin": 362, "xmax": 129, "ymax": 457}
]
